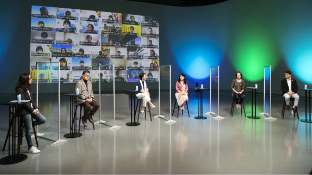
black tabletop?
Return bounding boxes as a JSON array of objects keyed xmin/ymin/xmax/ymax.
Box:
[
  {"xmin": 64, "ymin": 94, "xmax": 79, "ymax": 96},
  {"xmin": 195, "ymin": 88, "xmax": 208, "ymax": 90},
  {"xmin": 0, "ymin": 102, "xmax": 29, "ymax": 106},
  {"xmin": 247, "ymin": 87, "xmax": 258, "ymax": 89},
  {"xmin": 126, "ymin": 90, "xmax": 137, "ymax": 93},
  {"xmin": 300, "ymin": 88, "xmax": 312, "ymax": 91}
]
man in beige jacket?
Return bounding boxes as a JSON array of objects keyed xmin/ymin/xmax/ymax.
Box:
[{"xmin": 75, "ymin": 70, "xmax": 99, "ymax": 127}]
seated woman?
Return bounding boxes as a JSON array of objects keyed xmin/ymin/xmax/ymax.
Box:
[
  {"xmin": 175, "ymin": 74, "xmax": 189, "ymax": 110},
  {"xmin": 136, "ymin": 73, "xmax": 155, "ymax": 113},
  {"xmin": 15, "ymin": 73, "xmax": 46, "ymax": 153},
  {"xmin": 231, "ymin": 71, "xmax": 245, "ymax": 108}
]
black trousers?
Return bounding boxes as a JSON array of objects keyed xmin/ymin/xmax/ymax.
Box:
[{"xmin": 234, "ymin": 93, "xmax": 244, "ymax": 104}]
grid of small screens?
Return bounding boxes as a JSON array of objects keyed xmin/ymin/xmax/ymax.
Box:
[{"xmin": 30, "ymin": 6, "xmax": 159, "ymax": 83}]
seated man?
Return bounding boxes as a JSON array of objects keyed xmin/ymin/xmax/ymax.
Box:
[
  {"xmin": 281, "ymin": 70, "xmax": 299, "ymax": 113},
  {"xmin": 75, "ymin": 70, "xmax": 99, "ymax": 127}
]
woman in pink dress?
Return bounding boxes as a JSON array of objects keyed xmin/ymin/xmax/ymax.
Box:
[{"xmin": 175, "ymin": 74, "xmax": 189, "ymax": 110}]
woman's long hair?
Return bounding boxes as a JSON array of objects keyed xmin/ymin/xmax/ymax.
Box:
[
  {"xmin": 15, "ymin": 73, "xmax": 31, "ymax": 92},
  {"xmin": 178, "ymin": 73, "xmax": 187, "ymax": 84}
]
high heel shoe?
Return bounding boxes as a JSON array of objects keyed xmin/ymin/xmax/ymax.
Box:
[{"xmin": 150, "ymin": 104, "xmax": 156, "ymax": 108}]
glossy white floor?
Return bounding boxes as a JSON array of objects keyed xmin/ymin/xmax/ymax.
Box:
[{"xmin": 0, "ymin": 91, "xmax": 311, "ymax": 174}]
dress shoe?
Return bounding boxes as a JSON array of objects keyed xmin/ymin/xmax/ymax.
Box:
[
  {"xmin": 82, "ymin": 117, "xmax": 88, "ymax": 127},
  {"xmin": 286, "ymin": 105, "xmax": 290, "ymax": 110},
  {"xmin": 292, "ymin": 107, "xmax": 297, "ymax": 113},
  {"xmin": 89, "ymin": 116, "xmax": 94, "ymax": 124}
]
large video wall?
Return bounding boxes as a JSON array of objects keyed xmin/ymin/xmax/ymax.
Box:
[{"xmin": 30, "ymin": 6, "xmax": 159, "ymax": 83}]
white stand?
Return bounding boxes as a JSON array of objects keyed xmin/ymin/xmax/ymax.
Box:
[
  {"xmin": 52, "ymin": 62, "xmax": 67, "ymax": 145},
  {"xmin": 165, "ymin": 65, "xmax": 176, "ymax": 125},
  {"xmin": 109, "ymin": 64, "xmax": 121, "ymax": 130},
  {"xmin": 206, "ymin": 66, "xmax": 215, "ymax": 116},
  {"xmin": 95, "ymin": 63, "xmax": 106, "ymax": 124},
  {"xmin": 36, "ymin": 64, "xmax": 45, "ymax": 136},
  {"xmin": 36, "ymin": 62, "xmax": 67, "ymax": 145},
  {"xmin": 155, "ymin": 70, "xmax": 165, "ymax": 119},
  {"xmin": 259, "ymin": 66, "xmax": 270, "ymax": 117},
  {"xmin": 263, "ymin": 66, "xmax": 276, "ymax": 121},
  {"xmin": 210, "ymin": 66, "xmax": 224, "ymax": 120}
]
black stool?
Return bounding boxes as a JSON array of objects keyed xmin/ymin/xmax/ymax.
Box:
[
  {"xmin": 3, "ymin": 116, "xmax": 39, "ymax": 151},
  {"xmin": 172, "ymin": 99, "xmax": 190, "ymax": 118},
  {"xmin": 74, "ymin": 104, "xmax": 95, "ymax": 130},
  {"xmin": 135, "ymin": 99, "xmax": 152, "ymax": 122},
  {"xmin": 230, "ymin": 93, "xmax": 246, "ymax": 117},
  {"xmin": 281, "ymin": 98, "xmax": 299, "ymax": 119}
]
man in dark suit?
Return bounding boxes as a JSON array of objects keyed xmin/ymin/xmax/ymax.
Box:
[{"xmin": 281, "ymin": 70, "xmax": 300, "ymax": 112}]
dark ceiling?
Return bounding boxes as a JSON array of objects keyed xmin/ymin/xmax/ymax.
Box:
[{"xmin": 128, "ymin": 0, "xmax": 228, "ymax": 7}]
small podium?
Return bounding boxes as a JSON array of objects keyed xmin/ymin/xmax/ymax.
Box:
[
  {"xmin": 247, "ymin": 87, "xmax": 261, "ymax": 119},
  {"xmin": 300, "ymin": 88, "xmax": 312, "ymax": 123},
  {"xmin": 194, "ymin": 88, "xmax": 207, "ymax": 119}
]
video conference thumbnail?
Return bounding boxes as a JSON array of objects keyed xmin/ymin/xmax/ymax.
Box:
[
  {"xmin": 55, "ymin": 33, "xmax": 79, "ymax": 45},
  {"xmin": 31, "ymin": 18, "xmax": 56, "ymax": 31},
  {"xmin": 51, "ymin": 44, "xmax": 72, "ymax": 57},
  {"xmin": 30, "ymin": 44, "xmax": 52, "ymax": 57}
]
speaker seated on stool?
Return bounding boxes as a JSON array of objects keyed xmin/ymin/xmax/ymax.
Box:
[
  {"xmin": 172, "ymin": 99, "xmax": 190, "ymax": 118},
  {"xmin": 74, "ymin": 104, "xmax": 95, "ymax": 130},
  {"xmin": 230, "ymin": 93, "xmax": 246, "ymax": 117},
  {"xmin": 135, "ymin": 98, "xmax": 152, "ymax": 122},
  {"xmin": 281, "ymin": 98, "xmax": 299, "ymax": 119}
]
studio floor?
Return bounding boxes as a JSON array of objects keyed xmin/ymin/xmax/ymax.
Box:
[{"xmin": 0, "ymin": 90, "xmax": 311, "ymax": 174}]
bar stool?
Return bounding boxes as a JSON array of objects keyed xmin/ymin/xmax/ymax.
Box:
[
  {"xmin": 230, "ymin": 93, "xmax": 247, "ymax": 117},
  {"xmin": 74, "ymin": 104, "xmax": 95, "ymax": 130},
  {"xmin": 172, "ymin": 99, "xmax": 190, "ymax": 118},
  {"xmin": 135, "ymin": 98, "xmax": 152, "ymax": 122},
  {"xmin": 281, "ymin": 98, "xmax": 299, "ymax": 119},
  {"xmin": 3, "ymin": 116, "xmax": 39, "ymax": 151}
]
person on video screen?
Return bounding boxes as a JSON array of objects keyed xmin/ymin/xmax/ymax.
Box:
[
  {"xmin": 63, "ymin": 20, "xmax": 71, "ymax": 33},
  {"xmin": 149, "ymin": 63, "xmax": 154, "ymax": 69},
  {"xmin": 148, "ymin": 27, "xmax": 153, "ymax": 34},
  {"xmin": 88, "ymin": 15, "xmax": 96, "ymax": 21},
  {"xmin": 86, "ymin": 35, "xmax": 92, "ymax": 42},
  {"xmin": 61, "ymin": 48, "xmax": 66, "ymax": 54},
  {"xmin": 79, "ymin": 48, "xmax": 84, "ymax": 55},
  {"xmin": 36, "ymin": 46, "xmax": 43, "ymax": 53},
  {"xmin": 103, "ymin": 24, "xmax": 110, "ymax": 32},
  {"xmin": 150, "ymin": 49, "xmax": 155, "ymax": 56},
  {"xmin": 41, "ymin": 32, "xmax": 48, "ymax": 39},
  {"xmin": 108, "ymin": 15, "xmax": 113, "ymax": 21},
  {"xmin": 148, "ymin": 40, "xmax": 154, "ymax": 48},
  {"xmin": 66, "ymin": 38, "xmax": 73, "ymax": 44},
  {"xmin": 116, "ymin": 70, "xmax": 125, "ymax": 81},
  {"xmin": 147, "ymin": 72, "xmax": 153, "ymax": 79},
  {"xmin": 129, "ymin": 16, "xmax": 138, "ymax": 25},
  {"xmin": 65, "ymin": 11, "xmax": 71, "ymax": 19},
  {"xmin": 98, "ymin": 51, "xmax": 103, "ymax": 57},
  {"xmin": 59, "ymin": 58, "xmax": 67, "ymax": 67},
  {"xmin": 40, "ymin": 7, "xmax": 49, "ymax": 16},
  {"xmin": 133, "ymin": 61, "xmax": 139, "ymax": 68},
  {"xmin": 38, "ymin": 21, "xmax": 45, "ymax": 29},
  {"xmin": 86, "ymin": 24, "xmax": 95, "ymax": 33},
  {"xmin": 102, "ymin": 49, "xmax": 110, "ymax": 59},
  {"xmin": 80, "ymin": 60, "xmax": 84, "ymax": 67},
  {"xmin": 109, "ymin": 39, "xmax": 114, "ymax": 45},
  {"xmin": 153, "ymin": 61, "xmax": 159, "ymax": 70},
  {"xmin": 110, "ymin": 25, "xmax": 116, "ymax": 33},
  {"xmin": 127, "ymin": 26, "xmax": 136, "ymax": 35}
]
